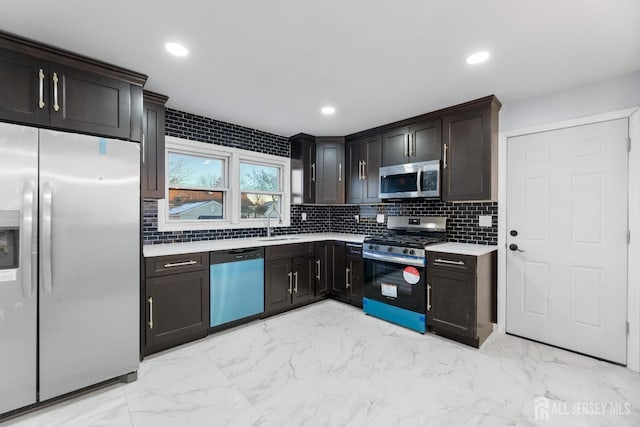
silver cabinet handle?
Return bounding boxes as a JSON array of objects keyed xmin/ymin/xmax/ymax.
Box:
[
  {"xmin": 163, "ymin": 260, "xmax": 197, "ymax": 268},
  {"xmin": 141, "ymin": 134, "xmax": 146, "ymax": 164},
  {"xmin": 311, "ymin": 163, "xmax": 316, "ymax": 182},
  {"xmin": 357, "ymin": 161, "xmax": 362, "ymax": 180},
  {"xmin": 294, "ymin": 271, "xmax": 298, "ymax": 293},
  {"xmin": 338, "ymin": 163, "xmax": 342, "ymax": 182},
  {"xmin": 346, "ymin": 267, "xmax": 351, "ymax": 288},
  {"xmin": 288, "ymin": 271, "xmax": 293, "ymax": 294},
  {"xmin": 21, "ymin": 181, "xmax": 36, "ymax": 298},
  {"xmin": 148, "ymin": 297, "xmax": 154, "ymax": 329},
  {"xmin": 443, "ymin": 143, "xmax": 448, "ymax": 169},
  {"xmin": 52, "ymin": 72, "xmax": 60, "ymax": 112},
  {"xmin": 41, "ymin": 182, "xmax": 53, "ymax": 294},
  {"xmin": 316, "ymin": 259, "xmax": 321, "ymax": 280},
  {"xmin": 427, "ymin": 284, "xmax": 432, "ymax": 311},
  {"xmin": 408, "ymin": 134, "xmax": 413, "ymax": 156},
  {"xmin": 434, "ymin": 258, "xmax": 465, "ymax": 266},
  {"xmin": 361, "ymin": 160, "xmax": 366, "ymax": 180},
  {"xmin": 38, "ymin": 69, "xmax": 45, "ymax": 109}
]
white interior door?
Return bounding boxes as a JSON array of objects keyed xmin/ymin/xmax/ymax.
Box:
[{"xmin": 506, "ymin": 118, "xmax": 629, "ymax": 364}]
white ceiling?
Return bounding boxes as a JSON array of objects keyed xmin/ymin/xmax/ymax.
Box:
[{"xmin": 1, "ymin": 0, "xmax": 639, "ymax": 137}]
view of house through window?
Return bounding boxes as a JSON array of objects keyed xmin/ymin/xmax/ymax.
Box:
[
  {"xmin": 167, "ymin": 152, "xmax": 226, "ymax": 220},
  {"xmin": 240, "ymin": 162, "xmax": 282, "ymax": 219}
]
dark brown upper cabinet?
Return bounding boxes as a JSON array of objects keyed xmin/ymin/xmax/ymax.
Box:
[
  {"xmin": 290, "ymin": 133, "xmax": 316, "ymax": 204},
  {"xmin": 0, "ymin": 32, "xmax": 146, "ymax": 141},
  {"xmin": 315, "ymin": 137, "xmax": 345, "ymax": 204},
  {"xmin": 346, "ymin": 134, "xmax": 381, "ymax": 204},
  {"xmin": 381, "ymin": 119, "xmax": 441, "ymax": 166},
  {"xmin": 142, "ymin": 91, "xmax": 168, "ymax": 199},
  {"xmin": 442, "ymin": 96, "xmax": 500, "ymax": 201}
]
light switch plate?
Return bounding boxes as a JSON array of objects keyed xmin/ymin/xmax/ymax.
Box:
[
  {"xmin": 479, "ymin": 215, "xmax": 492, "ymax": 227},
  {"xmin": 301, "ymin": 212, "xmax": 307, "ymax": 221},
  {"xmin": 376, "ymin": 214, "xmax": 385, "ymax": 224}
]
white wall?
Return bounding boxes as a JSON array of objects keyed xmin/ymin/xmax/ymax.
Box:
[
  {"xmin": 500, "ymin": 71, "xmax": 640, "ymax": 132},
  {"xmin": 497, "ymin": 70, "xmax": 640, "ymax": 371}
]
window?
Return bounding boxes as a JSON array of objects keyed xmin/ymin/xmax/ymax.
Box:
[
  {"xmin": 158, "ymin": 136, "xmax": 290, "ymax": 231},
  {"xmin": 239, "ymin": 162, "xmax": 282, "ymax": 219},
  {"xmin": 167, "ymin": 152, "xmax": 227, "ymax": 221}
]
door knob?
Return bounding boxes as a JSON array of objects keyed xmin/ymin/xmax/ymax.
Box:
[
  {"xmin": 509, "ymin": 243, "xmax": 524, "ymax": 252},
  {"xmin": 510, "ymin": 230, "xmax": 518, "ymax": 237}
]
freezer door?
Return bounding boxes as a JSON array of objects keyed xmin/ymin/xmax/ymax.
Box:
[
  {"xmin": 38, "ymin": 130, "xmax": 140, "ymax": 401},
  {"xmin": 0, "ymin": 122, "xmax": 38, "ymax": 414}
]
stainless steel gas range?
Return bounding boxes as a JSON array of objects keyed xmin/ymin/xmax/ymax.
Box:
[{"xmin": 362, "ymin": 216, "xmax": 447, "ymax": 333}]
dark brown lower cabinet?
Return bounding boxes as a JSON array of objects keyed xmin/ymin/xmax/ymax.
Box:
[
  {"xmin": 426, "ymin": 250, "xmax": 496, "ymax": 348},
  {"xmin": 143, "ymin": 253, "xmax": 210, "ymax": 355},
  {"xmin": 332, "ymin": 242, "xmax": 363, "ymax": 308},
  {"xmin": 314, "ymin": 241, "xmax": 333, "ymax": 297},
  {"xmin": 265, "ymin": 243, "xmax": 314, "ymax": 314}
]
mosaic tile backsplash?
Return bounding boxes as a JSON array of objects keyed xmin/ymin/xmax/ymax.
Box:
[{"xmin": 144, "ymin": 108, "xmax": 498, "ymax": 246}]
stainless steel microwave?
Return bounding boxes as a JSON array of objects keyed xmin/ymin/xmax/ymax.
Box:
[{"xmin": 379, "ymin": 160, "xmax": 441, "ymax": 199}]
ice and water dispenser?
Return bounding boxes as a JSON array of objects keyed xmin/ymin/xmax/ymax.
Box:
[{"xmin": 0, "ymin": 211, "xmax": 20, "ymax": 270}]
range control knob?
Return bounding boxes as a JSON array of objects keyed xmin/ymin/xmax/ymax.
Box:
[
  {"xmin": 368, "ymin": 245, "xmax": 374, "ymax": 250},
  {"xmin": 402, "ymin": 248, "xmax": 409, "ymax": 254},
  {"xmin": 409, "ymin": 249, "xmax": 415, "ymax": 255},
  {"xmin": 387, "ymin": 247, "xmax": 393, "ymax": 252}
]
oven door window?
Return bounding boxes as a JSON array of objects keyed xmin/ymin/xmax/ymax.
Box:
[
  {"xmin": 380, "ymin": 172, "xmax": 418, "ymax": 194},
  {"xmin": 364, "ymin": 259, "xmax": 426, "ymax": 313}
]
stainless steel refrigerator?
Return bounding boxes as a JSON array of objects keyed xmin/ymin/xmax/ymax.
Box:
[{"xmin": 0, "ymin": 122, "xmax": 139, "ymax": 415}]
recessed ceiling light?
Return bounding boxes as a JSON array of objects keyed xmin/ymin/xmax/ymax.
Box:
[
  {"xmin": 466, "ymin": 51, "xmax": 490, "ymax": 65},
  {"xmin": 165, "ymin": 42, "xmax": 188, "ymax": 57},
  {"xmin": 321, "ymin": 106, "xmax": 336, "ymax": 115}
]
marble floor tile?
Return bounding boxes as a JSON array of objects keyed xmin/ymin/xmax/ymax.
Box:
[{"xmin": 3, "ymin": 299, "xmax": 640, "ymax": 426}]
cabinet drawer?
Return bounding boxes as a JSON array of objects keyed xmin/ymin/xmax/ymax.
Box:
[
  {"xmin": 145, "ymin": 252, "xmax": 208, "ymax": 277},
  {"xmin": 265, "ymin": 243, "xmax": 313, "ymax": 261},
  {"xmin": 427, "ymin": 252, "xmax": 476, "ymax": 273}
]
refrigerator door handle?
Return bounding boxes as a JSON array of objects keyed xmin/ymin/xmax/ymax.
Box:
[
  {"xmin": 42, "ymin": 182, "xmax": 53, "ymax": 294},
  {"xmin": 21, "ymin": 181, "xmax": 36, "ymax": 298}
]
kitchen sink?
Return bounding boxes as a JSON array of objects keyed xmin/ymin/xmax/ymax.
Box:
[{"xmin": 257, "ymin": 236, "xmax": 300, "ymax": 242}]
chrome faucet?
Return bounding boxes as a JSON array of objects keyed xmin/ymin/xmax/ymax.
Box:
[{"xmin": 266, "ymin": 209, "xmax": 282, "ymax": 237}]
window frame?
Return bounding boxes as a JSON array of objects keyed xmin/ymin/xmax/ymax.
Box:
[{"xmin": 157, "ymin": 136, "xmax": 291, "ymax": 232}]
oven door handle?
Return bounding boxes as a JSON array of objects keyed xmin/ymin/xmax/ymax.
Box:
[{"xmin": 363, "ymin": 251, "xmax": 426, "ymax": 267}]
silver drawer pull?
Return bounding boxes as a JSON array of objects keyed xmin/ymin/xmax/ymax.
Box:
[
  {"xmin": 163, "ymin": 260, "xmax": 197, "ymax": 268},
  {"xmin": 52, "ymin": 72, "xmax": 60, "ymax": 112},
  {"xmin": 434, "ymin": 258, "xmax": 465, "ymax": 266},
  {"xmin": 38, "ymin": 69, "xmax": 45, "ymax": 109}
]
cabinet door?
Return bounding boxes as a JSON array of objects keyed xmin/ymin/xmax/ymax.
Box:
[
  {"xmin": 314, "ymin": 242, "xmax": 332, "ymax": 296},
  {"xmin": 49, "ymin": 63, "xmax": 131, "ymax": 139},
  {"xmin": 292, "ymin": 256, "xmax": 313, "ymax": 304},
  {"xmin": 442, "ymin": 106, "xmax": 493, "ymax": 201},
  {"xmin": 363, "ymin": 134, "xmax": 382, "ymax": 203},
  {"xmin": 346, "ymin": 140, "xmax": 365, "ymax": 203},
  {"xmin": 409, "ymin": 119, "xmax": 441, "ymax": 163},
  {"xmin": 142, "ymin": 98, "xmax": 166, "ymax": 199},
  {"xmin": 332, "ymin": 241, "xmax": 346, "ymax": 294},
  {"xmin": 0, "ymin": 48, "xmax": 49, "ymax": 126},
  {"xmin": 316, "ymin": 137, "xmax": 345, "ymax": 204},
  {"xmin": 265, "ymin": 258, "xmax": 293, "ymax": 312},
  {"xmin": 290, "ymin": 134, "xmax": 315, "ymax": 204},
  {"xmin": 382, "ymin": 126, "xmax": 409, "ymax": 166},
  {"xmin": 347, "ymin": 256, "xmax": 364, "ymax": 305},
  {"xmin": 428, "ymin": 268, "xmax": 476, "ymax": 337},
  {"xmin": 145, "ymin": 270, "xmax": 210, "ymax": 353}
]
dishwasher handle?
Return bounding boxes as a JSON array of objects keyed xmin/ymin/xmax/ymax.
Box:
[{"xmin": 210, "ymin": 248, "xmax": 264, "ymax": 264}]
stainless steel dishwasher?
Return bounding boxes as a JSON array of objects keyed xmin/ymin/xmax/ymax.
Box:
[{"xmin": 209, "ymin": 248, "xmax": 264, "ymax": 328}]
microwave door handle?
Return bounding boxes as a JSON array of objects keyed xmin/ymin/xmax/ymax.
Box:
[{"xmin": 416, "ymin": 169, "xmax": 423, "ymax": 196}]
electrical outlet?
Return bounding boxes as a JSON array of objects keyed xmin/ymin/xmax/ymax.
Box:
[
  {"xmin": 301, "ymin": 212, "xmax": 307, "ymax": 221},
  {"xmin": 376, "ymin": 214, "xmax": 385, "ymax": 224},
  {"xmin": 354, "ymin": 214, "xmax": 360, "ymax": 223},
  {"xmin": 479, "ymin": 215, "xmax": 492, "ymax": 227}
]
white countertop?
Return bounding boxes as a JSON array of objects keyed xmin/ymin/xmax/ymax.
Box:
[
  {"xmin": 143, "ymin": 233, "xmax": 366, "ymax": 257},
  {"xmin": 426, "ymin": 242, "xmax": 497, "ymax": 256}
]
